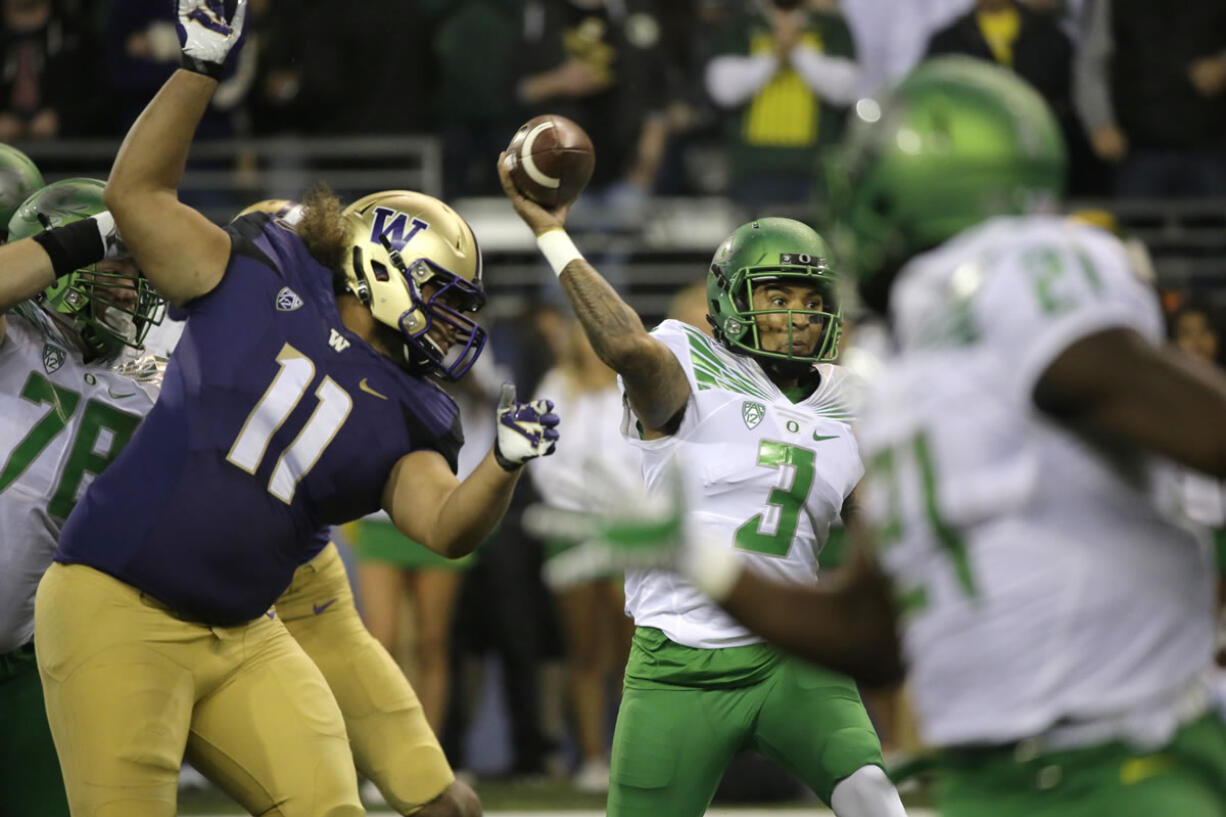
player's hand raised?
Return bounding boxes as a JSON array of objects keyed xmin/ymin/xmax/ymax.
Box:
[
  {"xmin": 176, "ymin": 0, "xmax": 247, "ymax": 79},
  {"xmin": 493, "ymin": 383, "xmax": 560, "ymax": 471},
  {"xmin": 497, "ymin": 151, "xmax": 571, "ymax": 237}
]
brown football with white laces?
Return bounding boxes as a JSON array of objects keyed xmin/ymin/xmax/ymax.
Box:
[{"xmin": 505, "ymin": 114, "xmax": 596, "ymax": 208}]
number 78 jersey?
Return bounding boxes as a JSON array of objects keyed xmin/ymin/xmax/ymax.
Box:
[
  {"xmin": 857, "ymin": 216, "xmax": 1215, "ymax": 748},
  {"xmin": 0, "ymin": 309, "xmax": 159, "ymax": 653},
  {"xmin": 620, "ymin": 320, "xmax": 864, "ymax": 649}
]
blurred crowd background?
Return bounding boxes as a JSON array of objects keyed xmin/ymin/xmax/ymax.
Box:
[{"xmin": 6, "ymin": 0, "xmax": 1226, "ymax": 804}]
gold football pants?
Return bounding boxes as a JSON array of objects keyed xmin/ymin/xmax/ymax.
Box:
[
  {"xmin": 276, "ymin": 543, "xmax": 455, "ymax": 814},
  {"xmin": 34, "ymin": 561, "xmax": 362, "ymax": 817}
]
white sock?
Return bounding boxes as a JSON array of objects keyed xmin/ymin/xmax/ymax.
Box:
[{"xmin": 829, "ymin": 764, "xmax": 908, "ymax": 817}]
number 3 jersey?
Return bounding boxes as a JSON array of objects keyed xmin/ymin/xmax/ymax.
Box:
[
  {"xmin": 0, "ymin": 307, "xmax": 161, "ymax": 653},
  {"xmin": 857, "ymin": 216, "xmax": 1214, "ymax": 748},
  {"xmin": 57, "ymin": 214, "xmax": 463, "ymax": 626},
  {"xmin": 621, "ymin": 319, "xmax": 864, "ymax": 649}
]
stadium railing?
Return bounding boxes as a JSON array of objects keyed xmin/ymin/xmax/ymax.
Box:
[{"xmin": 9, "ymin": 137, "xmax": 1225, "ymax": 323}]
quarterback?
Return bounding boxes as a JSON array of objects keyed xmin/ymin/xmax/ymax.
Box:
[
  {"xmin": 546, "ymin": 58, "xmax": 1226, "ymax": 817},
  {"xmin": 33, "ymin": 4, "xmax": 557, "ymax": 817},
  {"xmin": 499, "ymin": 162, "xmax": 906, "ymax": 813},
  {"xmin": 0, "ymin": 172, "xmax": 166, "ymax": 817}
]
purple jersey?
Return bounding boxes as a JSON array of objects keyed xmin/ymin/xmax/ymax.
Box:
[{"xmin": 57, "ymin": 215, "xmax": 463, "ymax": 624}]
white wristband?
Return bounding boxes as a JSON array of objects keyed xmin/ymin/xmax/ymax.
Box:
[
  {"xmin": 537, "ymin": 229, "xmax": 583, "ymax": 277},
  {"xmin": 685, "ymin": 535, "xmax": 744, "ymax": 603}
]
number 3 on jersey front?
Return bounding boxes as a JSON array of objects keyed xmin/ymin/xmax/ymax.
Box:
[
  {"xmin": 735, "ymin": 440, "xmax": 817, "ymax": 557},
  {"xmin": 226, "ymin": 343, "xmax": 353, "ymax": 503}
]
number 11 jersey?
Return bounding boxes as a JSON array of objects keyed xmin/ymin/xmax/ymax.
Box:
[
  {"xmin": 621, "ymin": 320, "xmax": 864, "ymax": 649},
  {"xmin": 57, "ymin": 214, "xmax": 463, "ymax": 626}
]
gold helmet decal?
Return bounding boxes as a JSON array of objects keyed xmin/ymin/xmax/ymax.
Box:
[{"xmin": 341, "ymin": 191, "xmax": 486, "ymax": 379}]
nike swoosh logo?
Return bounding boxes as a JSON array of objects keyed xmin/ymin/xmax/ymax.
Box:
[
  {"xmin": 812, "ymin": 432, "xmax": 840, "ymax": 442},
  {"xmin": 359, "ymin": 378, "xmax": 388, "ymax": 400},
  {"xmin": 313, "ymin": 598, "xmax": 338, "ymax": 615},
  {"xmin": 107, "ymin": 388, "xmax": 136, "ymax": 399}
]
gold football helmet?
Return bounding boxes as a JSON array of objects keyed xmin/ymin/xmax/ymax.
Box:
[{"xmin": 340, "ymin": 190, "xmax": 486, "ymax": 380}]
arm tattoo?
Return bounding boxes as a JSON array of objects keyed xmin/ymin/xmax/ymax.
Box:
[{"xmin": 560, "ymin": 259, "xmax": 689, "ymax": 430}]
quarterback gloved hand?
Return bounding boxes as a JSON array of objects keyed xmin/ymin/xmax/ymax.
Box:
[
  {"xmin": 494, "ymin": 383, "xmax": 559, "ymax": 471},
  {"xmin": 176, "ymin": 0, "xmax": 247, "ymax": 79}
]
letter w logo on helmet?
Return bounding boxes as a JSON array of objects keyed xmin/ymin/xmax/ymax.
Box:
[{"xmin": 369, "ymin": 207, "xmax": 429, "ymax": 252}]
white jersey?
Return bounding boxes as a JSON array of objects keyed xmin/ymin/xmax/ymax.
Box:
[
  {"xmin": 857, "ymin": 216, "xmax": 1215, "ymax": 748},
  {"xmin": 0, "ymin": 307, "xmax": 162, "ymax": 653},
  {"xmin": 621, "ymin": 320, "xmax": 864, "ymax": 649},
  {"xmin": 529, "ymin": 369, "xmax": 641, "ymax": 514}
]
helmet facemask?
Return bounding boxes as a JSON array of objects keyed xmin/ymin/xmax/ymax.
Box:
[
  {"xmin": 384, "ymin": 243, "xmax": 487, "ymax": 380},
  {"xmin": 42, "ymin": 259, "xmax": 167, "ymax": 358},
  {"xmin": 707, "ymin": 218, "xmax": 844, "ymax": 367},
  {"xmin": 8, "ymin": 178, "xmax": 167, "ymax": 360},
  {"xmin": 717, "ymin": 265, "xmax": 843, "ymax": 365}
]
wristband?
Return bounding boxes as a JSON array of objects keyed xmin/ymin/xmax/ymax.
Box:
[
  {"xmin": 31, "ymin": 218, "xmax": 106, "ymax": 279},
  {"xmin": 537, "ymin": 229, "xmax": 583, "ymax": 277},
  {"xmin": 686, "ymin": 536, "xmax": 744, "ymax": 602},
  {"xmin": 180, "ymin": 54, "xmax": 224, "ymax": 80},
  {"xmin": 493, "ymin": 442, "xmax": 524, "ymax": 472}
]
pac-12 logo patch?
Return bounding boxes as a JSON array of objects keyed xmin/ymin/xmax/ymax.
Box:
[
  {"xmin": 276, "ymin": 287, "xmax": 303, "ymax": 312},
  {"xmin": 742, "ymin": 400, "xmax": 765, "ymax": 430},
  {"xmin": 42, "ymin": 343, "xmax": 65, "ymax": 374}
]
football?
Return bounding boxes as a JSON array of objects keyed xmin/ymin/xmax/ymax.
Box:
[{"xmin": 505, "ymin": 114, "xmax": 596, "ymax": 208}]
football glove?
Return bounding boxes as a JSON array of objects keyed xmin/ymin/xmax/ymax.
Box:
[
  {"xmin": 494, "ymin": 383, "xmax": 559, "ymax": 471},
  {"xmin": 176, "ymin": 0, "xmax": 247, "ymax": 79}
]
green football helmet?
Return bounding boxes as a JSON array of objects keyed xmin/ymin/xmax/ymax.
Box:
[
  {"xmin": 828, "ymin": 56, "xmax": 1067, "ymax": 302},
  {"xmin": 0, "ymin": 144, "xmax": 44, "ymax": 240},
  {"xmin": 707, "ymin": 217, "xmax": 842, "ymax": 364},
  {"xmin": 8, "ymin": 178, "xmax": 166, "ymax": 358}
]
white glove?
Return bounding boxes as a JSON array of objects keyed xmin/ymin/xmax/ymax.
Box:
[
  {"xmin": 91, "ymin": 211, "xmax": 128, "ymax": 261},
  {"xmin": 494, "ymin": 383, "xmax": 559, "ymax": 471},
  {"xmin": 176, "ymin": 0, "xmax": 247, "ymax": 79}
]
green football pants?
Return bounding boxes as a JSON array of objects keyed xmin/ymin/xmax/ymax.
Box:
[
  {"xmin": 608, "ymin": 647, "xmax": 884, "ymax": 817},
  {"xmin": 939, "ymin": 711, "xmax": 1226, "ymax": 817},
  {"xmin": 0, "ymin": 641, "xmax": 70, "ymax": 817}
]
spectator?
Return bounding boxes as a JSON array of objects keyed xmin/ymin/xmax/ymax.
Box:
[
  {"xmin": 0, "ymin": 0, "xmax": 95, "ymax": 139},
  {"xmin": 925, "ymin": 0, "xmax": 1107, "ymax": 195},
  {"xmin": 1170, "ymin": 299, "xmax": 1225, "ymax": 369},
  {"xmin": 427, "ymin": 0, "xmax": 525, "ymax": 198},
  {"xmin": 349, "ymin": 356, "xmax": 501, "ymax": 741},
  {"xmin": 705, "ymin": 0, "xmax": 861, "ymax": 210},
  {"xmin": 515, "ymin": 0, "xmax": 671, "ymax": 227},
  {"xmin": 1074, "ymin": 0, "xmax": 1226, "ymax": 198},
  {"xmin": 529, "ymin": 320, "xmax": 637, "ymax": 793},
  {"xmin": 667, "ymin": 278, "xmax": 712, "ymax": 336},
  {"xmin": 106, "ymin": 0, "xmax": 254, "ymax": 137},
  {"xmin": 252, "ymin": 0, "xmax": 429, "ymax": 135}
]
